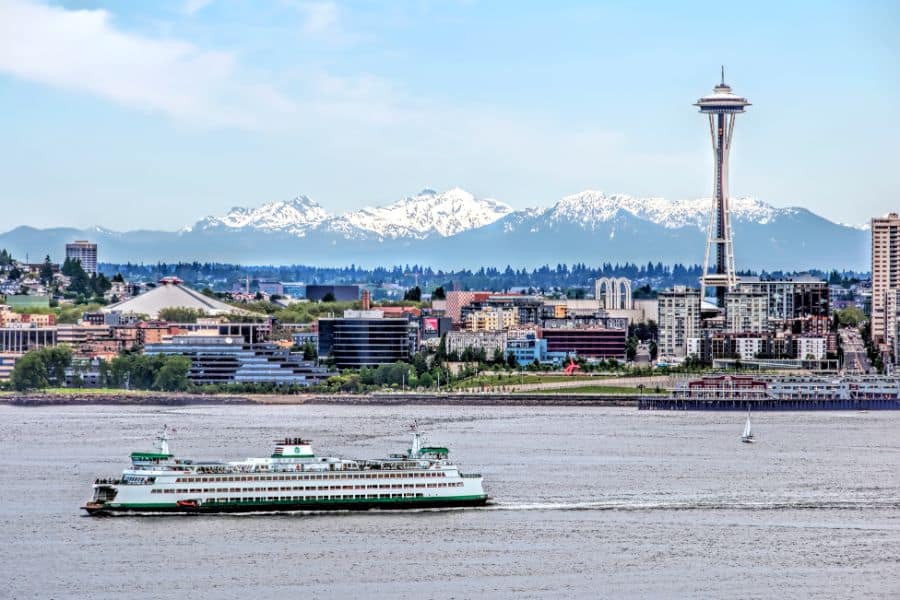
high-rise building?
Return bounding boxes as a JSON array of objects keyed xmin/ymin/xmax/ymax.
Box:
[
  {"xmin": 65, "ymin": 240, "xmax": 98, "ymax": 274},
  {"xmin": 871, "ymin": 213, "xmax": 900, "ymax": 345},
  {"xmin": 724, "ymin": 291, "xmax": 768, "ymax": 333},
  {"xmin": 695, "ymin": 69, "xmax": 751, "ymax": 307},
  {"xmin": 465, "ymin": 307, "xmax": 518, "ymax": 331},
  {"xmin": 658, "ymin": 286, "xmax": 701, "ymax": 359},
  {"xmin": 317, "ymin": 310, "xmax": 418, "ymax": 368}
]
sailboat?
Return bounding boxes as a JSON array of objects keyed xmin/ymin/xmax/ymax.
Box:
[{"xmin": 741, "ymin": 406, "xmax": 755, "ymax": 444}]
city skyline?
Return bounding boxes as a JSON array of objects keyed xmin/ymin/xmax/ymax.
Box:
[{"xmin": 0, "ymin": 0, "xmax": 898, "ymax": 231}]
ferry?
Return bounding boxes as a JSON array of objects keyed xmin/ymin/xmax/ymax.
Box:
[{"xmin": 83, "ymin": 427, "xmax": 489, "ymax": 515}]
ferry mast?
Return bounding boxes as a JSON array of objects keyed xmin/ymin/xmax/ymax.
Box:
[{"xmin": 695, "ymin": 67, "xmax": 751, "ymax": 307}]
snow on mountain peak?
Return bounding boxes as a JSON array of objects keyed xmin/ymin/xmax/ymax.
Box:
[
  {"xmin": 200, "ymin": 194, "xmax": 329, "ymax": 236},
  {"xmin": 544, "ymin": 190, "xmax": 786, "ymax": 230},
  {"xmin": 338, "ymin": 188, "xmax": 513, "ymax": 239},
  {"xmin": 194, "ymin": 187, "xmax": 798, "ymax": 241}
]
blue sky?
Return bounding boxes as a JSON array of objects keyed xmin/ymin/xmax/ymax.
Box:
[{"xmin": 1, "ymin": 0, "xmax": 898, "ymax": 231}]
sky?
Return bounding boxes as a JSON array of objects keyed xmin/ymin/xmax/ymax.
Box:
[{"xmin": 0, "ymin": 0, "xmax": 898, "ymax": 231}]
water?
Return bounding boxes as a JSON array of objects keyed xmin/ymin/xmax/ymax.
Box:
[{"xmin": 2, "ymin": 405, "xmax": 899, "ymax": 599}]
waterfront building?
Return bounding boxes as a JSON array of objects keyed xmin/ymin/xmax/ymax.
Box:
[
  {"xmin": 695, "ymin": 69, "xmax": 750, "ymax": 307},
  {"xmin": 305, "ymin": 285, "xmax": 359, "ymax": 302},
  {"xmin": 0, "ymin": 353, "xmax": 17, "ymax": 381},
  {"xmin": 446, "ymin": 331, "xmax": 508, "ymax": 358},
  {"xmin": 505, "ymin": 331, "xmax": 568, "ymax": 366},
  {"xmin": 145, "ymin": 334, "xmax": 330, "ymax": 386},
  {"xmin": 66, "ymin": 240, "xmax": 98, "ymax": 274},
  {"xmin": 0, "ymin": 327, "xmax": 57, "ymax": 353},
  {"xmin": 871, "ymin": 213, "xmax": 900, "ymax": 346},
  {"xmin": 317, "ymin": 310, "xmax": 418, "ymax": 369},
  {"xmin": 538, "ymin": 326, "xmax": 626, "ymax": 360},
  {"xmin": 657, "ymin": 286, "xmax": 701, "ymax": 358}
]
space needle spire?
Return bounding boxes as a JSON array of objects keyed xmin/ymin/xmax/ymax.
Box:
[{"xmin": 694, "ymin": 68, "xmax": 751, "ymax": 307}]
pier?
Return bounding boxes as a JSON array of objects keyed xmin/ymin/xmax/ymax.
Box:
[{"xmin": 638, "ymin": 396, "xmax": 900, "ymax": 411}]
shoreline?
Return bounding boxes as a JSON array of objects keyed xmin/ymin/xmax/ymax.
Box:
[{"xmin": 4, "ymin": 391, "xmax": 639, "ymax": 407}]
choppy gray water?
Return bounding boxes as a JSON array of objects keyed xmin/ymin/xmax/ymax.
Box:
[{"xmin": 2, "ymin": 405, "xmax": 899, "ymax": 599}]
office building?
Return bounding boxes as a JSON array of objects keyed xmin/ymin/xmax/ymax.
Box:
[
  {"xmin": 306, "ymin": 285, "xmax": 359, "ymax": 302},
  {"xmin": 464, "ymin": 307, "xmax": 518, "ymax": 331},
  {"xmin": 657, "ymin": 286, "xmax": 701, "ymax": 358},
  {"xmin": 735, "ymin": 276, "xmax": 829, "ymax": 322},
  {"xmin": 724, "ymin": 291, "xmax": 768, "ymax": 333},
  {"xmin": 145, "ymin": 335, "xmax": 330, "ymax": 386},
  {"xmin": 257, "ymin": 280, "xmax": 284, "ymax": 296},
  {"xmin": 65, "ymin": 240, "xmax": 98, "ymax": 274},
  {"xmin": 446, "ymin": 331, "xmax": 508, "ymax": 358},
  {"xmin": 871, "ymin": 213, "xmax": 900, "ymax": 345},
  {"xmin": 539, "ymin": 327, "xmax": 626, "ymax": 360},
  {"xmin": 0, "ymin": 327, "xmax": 57, "ymax": 353},
  {"xmin": 317, "ymin": 310, "xmax": 418, "ymax": 369}
]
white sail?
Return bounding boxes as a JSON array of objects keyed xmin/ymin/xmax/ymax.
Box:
[{"xmin": 742, "ymin": 415, "xmax": 752, "ymax": 439}]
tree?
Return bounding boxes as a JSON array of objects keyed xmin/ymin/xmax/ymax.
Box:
[
  {"xmin": 418, "ymin": 372, "xmax": 433, "ymax": 388},
  {"xmin": 93, "ymin": 273, "xmax": 112, "ymax": 295},
  {"xmin": 322, "ymin": 292, "xmax": 336, "ymax": 302},
  {"xmin": 492, "ymin": 347, "xmax": 506, "ymax": 364},
  {"xmin": 506, "ymin": 351, "xmax": 518, "ymax": 369},
  {"xmin": 10, "ymin": 352, "xmax": 49, "ymax": 391},
  {"xmin": 301, "ymin": 340, "xmax": 317, "ymax": 361},
  {"xmin": 626, "ymin": 337, "xmax": 638, "ymax": 361},
  {"xmin": 412, "ymin": 351, "xmax": 429, "ymax": 376},
  {"xmin": 40, "ymin": 346, "xmax": 73, "ymax": 385},
  {"xmin": 39, "ymin": 255, "xmax": 54, "ymax": 286},
  {"xmin": 153, "ymin": 356, "xmax": 191, "ymax": 391},
  {"xmin": 834, "ymin": 307, "xmax": 865, "ymax": 327},
  {"xmin": 432, "ymin": 286, "xmax": 446, "ymax": 300},
  {"xmin": 403, "ymin": 286, "xmax": 422, "ymax": 302},
  {"xmin": 158, "ymin": 307, "xmax": 206, "ymax": 323},
  {"xmin": 8, "ymin": 266, "xmax": 21, "ymax": 281}
]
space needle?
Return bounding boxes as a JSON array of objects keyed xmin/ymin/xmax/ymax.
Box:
[{"xmin": 695, "ymin": 68, "xmax": 751, "ymax": 307}]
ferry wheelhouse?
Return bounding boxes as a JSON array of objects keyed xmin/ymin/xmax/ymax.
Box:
[{"xmin": 83, "ymin": 427, "xmax": 488, "ymax": 515}]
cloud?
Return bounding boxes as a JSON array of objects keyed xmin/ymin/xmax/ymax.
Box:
[
  {"xmin": 300, "ymin": 1, "xmax": 339, "ymax": 34},
  {"xmin": 183, "ymin": 0, "xmax": 214, "ymax": 16},
  {"xmin": 0, "ymin": 0, "xmax": 294, "ymax": 129}
]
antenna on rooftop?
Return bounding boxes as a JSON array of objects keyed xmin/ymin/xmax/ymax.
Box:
[{"xmin": 721, "ymin": 65, "xmax": 725, "ymax": 85}]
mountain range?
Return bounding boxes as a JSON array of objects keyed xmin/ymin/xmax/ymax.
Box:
[{"xmin": 0, "ymin": 188, "xmax": 869, "ymax": 270}]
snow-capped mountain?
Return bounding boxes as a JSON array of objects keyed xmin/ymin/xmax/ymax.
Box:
[
  {"xmin": 192, "ymin": 188, "xmax": 512, "ymax": 240},
  {"xmin": 196, "ymin": 195, "xmax": 329, "ymax": 236},
  {"xmin": 0, "ymin": 187, "xmax": 869, "ymax": 270},
  {"xmin": 535, "ymin": 190, "xmax": 792, "ymax": 231},
  {"xmin": 335, "ymin": 188, "xmax": 513, "ymax": 239}
]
